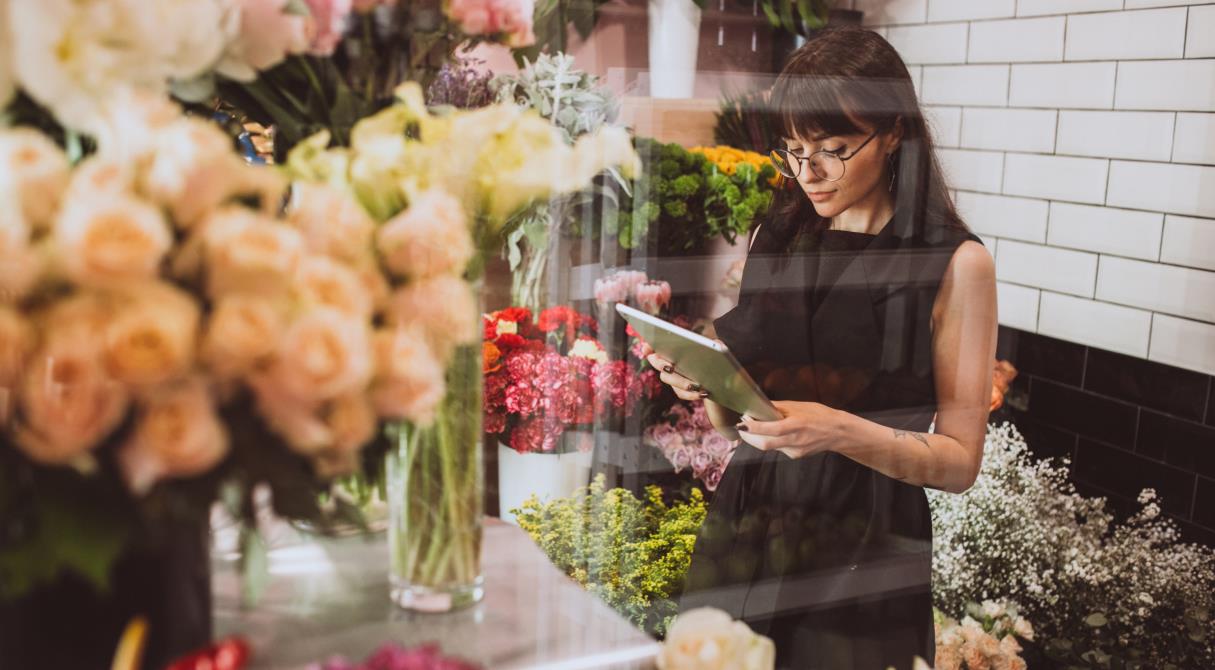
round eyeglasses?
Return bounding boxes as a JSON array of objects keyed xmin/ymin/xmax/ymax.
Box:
[{"xmin": 769, "ymin": 129, "xmax": 880, "ymax": 182}]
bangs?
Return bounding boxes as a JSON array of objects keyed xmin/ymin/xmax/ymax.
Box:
[{"xmin": 769, "ymin": 73, "xmax": 913, "ymax": 143}]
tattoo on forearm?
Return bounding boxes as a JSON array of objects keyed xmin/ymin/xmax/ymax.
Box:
[{"xmin": 893, "ymin": 429, "xmax": 932, "ymax": 449}]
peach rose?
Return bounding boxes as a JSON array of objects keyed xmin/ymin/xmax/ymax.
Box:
[
  {"xmin": 247, "ymin": 372, "xmax": 331, "ymax": 455},
  {"xmin": 203, "ymin": 208, "xmax": 306, "ymax": 298},
  {"xmin": 294, "ymin": 255, "xmax": 374, "ymax": 319},
  {"xmin": 0, "ymin": 128, "xmax": 70, "ymax": 230},
  {"xmin": 103, "ymin": 283, "xmax": 200, "ymax": 388},
  {"xmin": 326, "ymin": 392, "xmax": 376, "ymax": 454},
  {"xmin": 55, "ymin": 195, "xmax": 172, "ymax": 286},
  {"xmin": 14, "ymin": 327, "xmax": 129, "ymax": 465},
  {"xmin": 142, "ymin": 118, "xmax": 251, "ymax": 228},
  {"xmin": 370, "ymin": 327, "xmax": 445, "ymax": 426},
  {"xmin": 65, "ymin": 157, "xmax": 136, "ymax": 200},
  {"xmin": 287, "ymin": 182, "xmax": 376, "ymax": 264},
  {"xmin": 376, "ymin": 189, "xmax": 473, "ymax": 280},
  {"xmin": 0, "ymin": 205, "xmax": 41, "ymax": 302},
  {"xmin": 385, "ymin": 275, "xmax": 479, "ymax": 364},
  {"xmin": 202, "ymin": 295, "xmax": 286, "ymax": 379},
  {"xmin": 117, "ymin": 376, "xmax": 230, "ymax": 494},
  {"xmin": 267, "ymin": 307, "xmax": 373, "ymax": 403}
]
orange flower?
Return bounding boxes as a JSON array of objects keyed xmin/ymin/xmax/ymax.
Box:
[{"xmin": 483, "ymin": 341, "xmax": 502, "ymax": 374}]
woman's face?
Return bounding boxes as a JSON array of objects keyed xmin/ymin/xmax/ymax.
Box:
[{"xmin": 783, "ymin": 121, "xmax": 900, "ymax": 218}]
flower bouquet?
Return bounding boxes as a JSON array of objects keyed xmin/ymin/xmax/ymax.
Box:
[{"xmin": 643, "ymin": 402, "xmax": 736, "ymax": 492}]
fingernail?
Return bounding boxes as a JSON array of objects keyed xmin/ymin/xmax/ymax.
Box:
[
  {"xmin": 663, "ymin": 365, "xmax": 673, "ymax": 373},
  {"xmin": 698, "ymin": 390, "xmax": 710, "ymax": 399},
  {"xmin": 735, "ymin": 424, "xmax": 749, "ymax": 432}
]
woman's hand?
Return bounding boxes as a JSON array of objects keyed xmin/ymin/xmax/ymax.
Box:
[
  {"xmin": 737, "ymin": 400, "xmax": 844, "ymax": 459},
  {"xmin": 645, "ymin": 353, "xmax": 710, "ymax": 402}
]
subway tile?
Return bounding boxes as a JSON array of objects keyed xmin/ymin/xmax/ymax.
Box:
[
  {"xmin": 922, "ymin": 65, "xmax": 1010, "ymax": 106},
  {"xmin": 1002, "ymin": 328, "xmax": 1088, "ymax": 386},
  {"xmin": 1193, "ymin": 477, "xmax": 1215, "ymax": 531},
  {"xmin": 1038, "ymin": 292, "xmax": 1152, "ymax": 358},
  {"xmin": 1208, "ymin": 383, "xmax": 1215, "ymax": 426},
  {"xmin": 1032, "ymin": 380, "xmax": 1139, "ymax": 450},
  {"xmin": 1161, "ymin": 214, "xmax": 1215, "ymax": 272},
  {"xmin": 1149, "ymin": 314, "xmax": 1215, "ymax": 377},
  {"xmin": 1126, "ymin": 0, "xmax": 1215, "ymax": 7},
  {"xmin": 1046, "ymin": 203, "xmax": 1163, "ymax": 261},
  {"xmin": 996, "ymin": 281, "xmax": 1040, "ymax": 331},
  {"xmin": 1137, "ymin": 410, "xmax": 1215, "ymax": 479},
  {"xmin": 960, "ymin": 108, "xmax": 1057, "ymax": 153},
  {"xmin": 1010, "ymin": 62, "xmax": 1116, "ymax": 109},
  {"xmin": 927, "ymin": 0, "xmax": 1015, "ymax": 22},
  {"xmin": 1172, "ymin": 113, "xmax": 1215, "ymax": 165},
  {"xmin": 967, "ymin": 16, "xmax": 1066, "ymax": 63},
  {"xmin": 1065, "ymin": 8, "xmax": 1187, "ymax": 61},
  {"xmin": 887, "ymin": 22, "xmax": 969, "ymax": 64},
  {"xmin": 1171, "ymin": 514, "xmax": 1215, "ymax": 548},
  {"xmin": 924, "ymin": 105, "xmax": 962, "ymax": 147},
  {"xmin": 1115, "ymin": 60, "xmax": 1215, "ymax": 112},
  {"xmin": 996, "ymin": 240, "xmax": 1098, "ymax": 297},
  {"xmin": 1009, "ymin": 410, "xmax": 1079, "ymax": 464},
  {"xmin": 938, "ymin": 149, "xmax": 1005, "ymax": 193},
  {"xmin": 957, "ymin": 192, "xmax": 1049, "ymax": 243},
  {"xmin": 1016, "ymin": 0, "xmax": 1123, "ymax": 16},
  {"xmin": 856, "ymin": 0, "xmax": 928, "ymax": 25},
  {"xmin": 1056, "ymin": 111, "xmax": 1175, "ymax": 162},
  {"xmin": 1106, "ymin": 161, "xmax": 1215, "ymax": 220},
  {"xmin": 1084, "ymin": 348, "xmax": 1209, "ymax": 422},
  {"xmin": 1075, "ymin": 438, "xmax": 1195, "ymax": 517},
  {"xmin": 1003, "ymin": 153, "xmax": 1109, "ymax": 205},
  {"xmin": 1097, "ymin": 256, "xmax": 1215, "ymax": 323},
  {"xmin": 1187, "ymin": 5, "xmax": 1215, "ymax": 59}
]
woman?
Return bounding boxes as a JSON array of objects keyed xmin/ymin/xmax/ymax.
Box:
[{"xmin": 647, "ymin": 26, "xmax": 997, "ymax": 670}]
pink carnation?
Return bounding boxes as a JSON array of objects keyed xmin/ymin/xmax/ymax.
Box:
[{"xmin": 632, "ymin": 280, "xmax": 671, "ymax": 316}]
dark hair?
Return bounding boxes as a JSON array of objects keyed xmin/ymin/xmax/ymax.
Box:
[{"xmin": 753, "ymin": 25, "xmax": 972, "ymax": 254}]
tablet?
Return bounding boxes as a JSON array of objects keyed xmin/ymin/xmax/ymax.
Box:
[{"xmin": 616, "ymin": 303, "xmax": 782, "ymax": 422}]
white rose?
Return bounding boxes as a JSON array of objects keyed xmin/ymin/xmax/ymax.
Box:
[
  {"xmin": 658, "ymin": 608, "xmax": 774, "ymax": 670},
  {"xmin": 0, "ymin": 128, "xmax": 70, "ymax": 231},
  {"xmin": 217, "ymin": 0, "xmax": 309, "ymax": 82},
  {"xmin": 55, "ymin": 195, "xmax": 172, "ymax": 287},
  {"xmin": 981, "ymin": 600, "xmax": 1006, "ymax": 620}
]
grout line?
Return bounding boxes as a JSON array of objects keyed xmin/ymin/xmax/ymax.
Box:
[
  {"xmin": 1080, "ymin": 345, "xmax": 1089, "ymax": 388},
  {"xmin": 1146, "ymin": 312, "xmax": 1156, "ymax": 361},
  {"xmin": 1183, "ymin": 7, "xmax": 1191, "ymax": 58},
  {"xmin": 1190, "ymin": 475, "xmax": 1199, "ymax": 520},
  {"xmin": 1204, "ymin": 376, "xmax": 1212, "ymax": 424}
]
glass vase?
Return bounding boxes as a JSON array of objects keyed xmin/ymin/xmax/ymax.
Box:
[{"xmin": 386, "ymin": 339, "xmax": 484, "ymax": 612}]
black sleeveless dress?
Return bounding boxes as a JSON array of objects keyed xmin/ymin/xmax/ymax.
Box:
[{"xmin": 679, "ymin": 206, "xmax": 984, "ymax": 670}]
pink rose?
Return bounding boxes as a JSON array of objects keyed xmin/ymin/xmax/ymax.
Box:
[
  {"xmin": 103, "ymin": 283, "xmax": 200, "ymax": 388},
  {"xmin": 55, "ymin": 195, "xmax": 172, "ymax": 287},
  {"xmin": 288, "ymin": 183, "xmax": 376, "ymax": 264},
  {"xmin": 294, "ymin": 255, "xmax": 375, "ymax": 319},
  {"xmin": 303, "ymin": 0, "xmax": 352, "ymax": 56},
  {"xmin": 386, "ymin": 275, "xmax": 479, "ymax": 365},
  {"xmin": 219, "ymin": 0, "xmax": 310, "ymax": 82},
  {"xmin": 117, "ymin": 377, "xmax": 229, "ymax": 495},
  {"xmin": 203, "ymin": 295, "xmax": 287, "ymax": 380},
  {"xmin": 370, "ymin": 328, "xmax": 445, "ymax": 426},
  {"xmin": 376, "ymin": 190, "xmax": 473, "ymax": 280},
  {"xmin": 266, "ymin": 307, "xmax": 373, "ymax": 403},
  {"xmin": 203, "ymin": 208, "xmax": 306, "ymax": 298},
  {"xmin": 446, "ymin": 0, "xmax": 535, "ymax": 46}
]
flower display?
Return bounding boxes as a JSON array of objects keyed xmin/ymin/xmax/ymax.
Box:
[
  {"xmin": 924, "ymin": 601, "xmax": 1032, "ymax": 670},
  {"xmin": 483, "ymin": 305, "xmax": 660, "ymax": 454},
  {"xmin": 689, "ymin": 145, "xmax": 782, "ymax": 188},
  {"xmin": 657, "ymin": 607, "xmax": 775, "ymax": 670},
  {"xmin": 309, "ymin": 642, "xmax": 483, "ymax": 670},
  {"xmin": 644, "ymin": 402, "xmax": 736, "ymax": 492}
]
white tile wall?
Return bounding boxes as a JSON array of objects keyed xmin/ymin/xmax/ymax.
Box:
[
  {"xmin": 1064, "ymin": 8, "xmax": 1187, "ymax": 61},
  {"xmin": 1115, "ymin": 60, "xmax": 1215, "ymax": 112},
  {"xmin": 1003, "ymin": 153, "xmax": 1109, "ymax": 204},
  {"xmin": 926, "ymin": 0, "xmax": 1015, "ymax": 23},
  {"xmin": 1149, "ymin": 314, "xmax": 1215, "ymax": 376},
  {"xmin": 924, "ymin": 105, "xmax": 962, "ymax": 147},
  {"xmin": 1055, "ymin": 111, "xmax": 1175, "ymax": 161},
  {"xmin": 886, "ymin": 23, "xmax": 969, "ymax": 64},
  {"xmin": 967, "ymin": 17, "xmax": 1066, "ymax": 63},
  {"xmin": 960, "ymin": 108, "xmax": 1057, "ymax": 153},
  {"xmin": 1009, "ymin": 62, "xmax": 1116, "ymax": 109},
  {"xmin": 1187, "ymin": 5, "xmax": 1215, "ymax": 59},
  {"xmin": 1047, "ymin": 202, "xmax": 1164, "ymax": 260},
  {"xmin": 938, "ymin": 149, "xmax": 1005, "ymax": 192},
  {"xmin": 1173, "ymin": 113, "xmax": 1215, "ymax": 165},
  {"xmin": 1161, "ymin": 214, "xmax": 1215, "ymax": 272},
  {"xmin": 870, "ymin": 1, "xmax": 1215, "ymax": 374},
  {"xmin": 1038, "ymin": 291, "xmax": 1152, "ymax": 357},
  {"xmin": 1097, "ymin": 256, "xmax": 1215, "ymax": 322},
  {"xmin": 1016, "ymin": 0, "xmax": 1123, "ymax": 17},
  {"xmin": 922, "ymin": 65, "xmax": 1010, "ymax": 106},
  {"xmin": 996, "ymin": 281, "xmax": 1041, "ymax": 330},
  {"xmin": 1106, "ymin": 161, "xmax": 1215, "ymax": 219},
  {"xmin": 996, "ymin": 240, "xmax": 1099, "ymax": 296},
  {"xmin": 956, "ymin": 192, "xmax": 1050, "ymax": 242}
]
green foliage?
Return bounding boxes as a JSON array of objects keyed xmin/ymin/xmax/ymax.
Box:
[
  {"xmin": 514, "ymin": 473, "xmax": 707, "ymax": 635},
  {"xmin": 609, "ymin": 138, "xmax": 712, "ymax": 254},
  {"xmin": 714, "ymin": 87, "xmax": 778, "ymax": 155},
  {"xmin": 704, "ymin": 161, "xmax": 776, "ymax": 244},
  {"xmin": 492, "ymin": 53, "xmax": 620, "ymax": 144}
]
